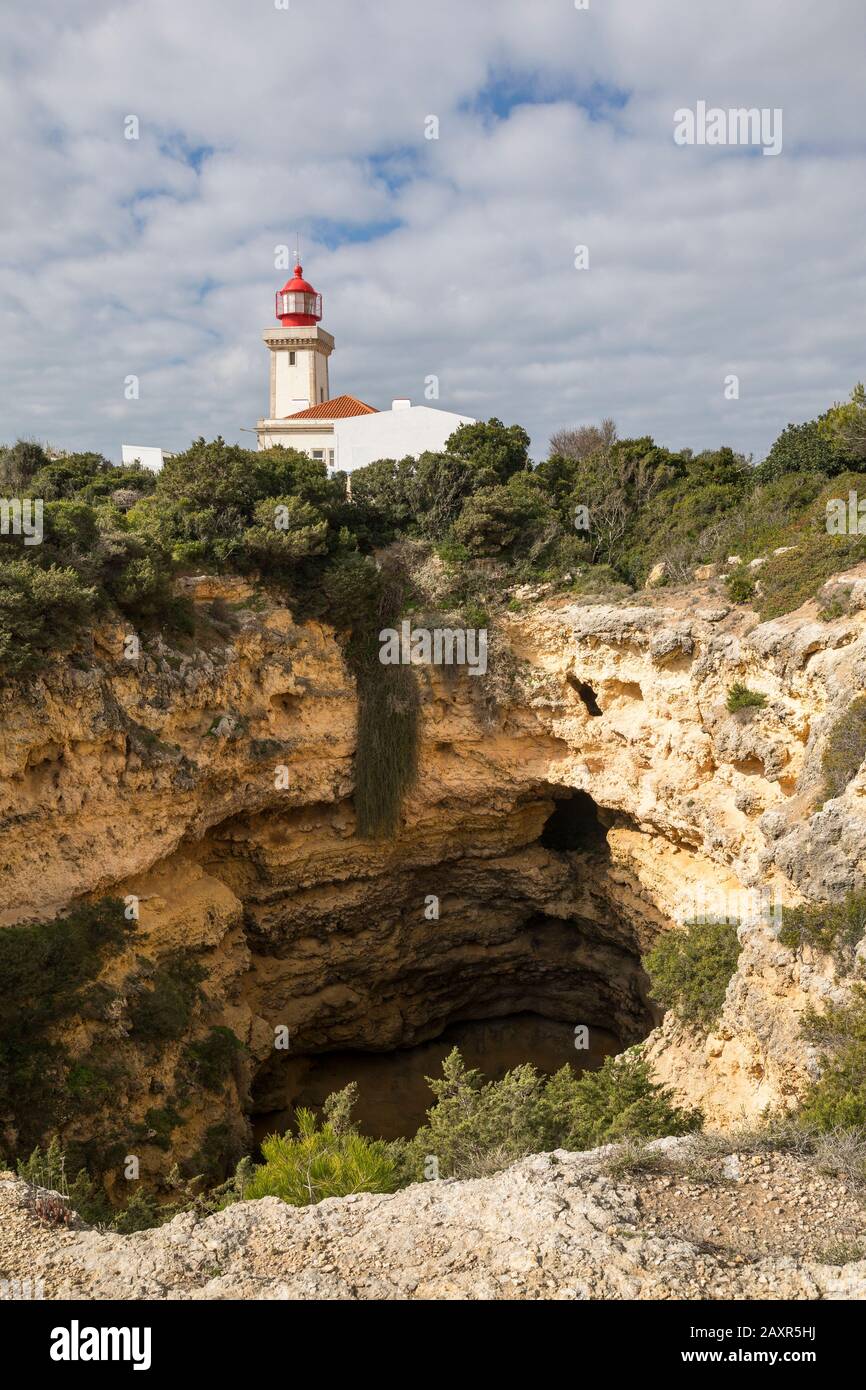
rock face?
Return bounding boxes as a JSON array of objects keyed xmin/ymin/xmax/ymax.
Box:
[
  {"xmin": 4, "ymin": 1139, "xmax": 866, "ymax": 1300},
  {"xmin": 2, "ymin": 573, "xmax": 866, "ymax": 1177}
]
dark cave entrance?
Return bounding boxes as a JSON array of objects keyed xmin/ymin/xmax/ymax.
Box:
[
  {"xmin": 541, "ymin": 788, "xmax": 609, "ymax": 852},
  {"xmin": 251, "ymin": 1011, "xmax": 622, "ymax": 1146},
  {"xmin": 248, "ymin": 787, "xmax": 655, "ymax": 1147},
  {"xmin": 567, "ymin": 674, "xmax": 603, "ymax": 716}
]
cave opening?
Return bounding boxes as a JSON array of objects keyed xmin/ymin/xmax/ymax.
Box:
[
  {"xmin": 251, "ymin": 1011, "xmax": 622, "ymax": 1146},
  {"xmin": 568, "ymin": 674, "xmax": 603, "ymax": 716},
  {"xmin": 247, "ymin": 788, "xmax": 656, "ymax": 1147},
  {"xmin": 541, "ymin": 789, "xmax": 608, "ymax": 852}
]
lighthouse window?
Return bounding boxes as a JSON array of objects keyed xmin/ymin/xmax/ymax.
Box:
[{"xmin": 288, "ymin": 351, "xmax": 296, "ymax": 365}]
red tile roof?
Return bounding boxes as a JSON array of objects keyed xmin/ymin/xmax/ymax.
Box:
[{"xmin": 284, "ymin": 395, "xmax": 378, "ymax": 420}]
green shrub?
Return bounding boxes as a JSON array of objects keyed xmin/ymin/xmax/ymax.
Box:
[
  {"xmin": 447, "ymin": 418, "xmax": 532, "ymax": 485},
  {"xmin": 247, "ymin": 1097, "xmax": 398, "ymax": 1205},
  {"xmin": 820, "ymin": 383, "xmax": 866, "ymax": 464},
  {"xmin": 126, "ymin": 953, "xmax": 206, "ymax": 1043},
  {"xmin": 0, "ymin": 559, "xmax": 96, "ymax": 680},
  {"xmin": 110, "ymin": 1188, "xmax": 165, "ymax": 1233},
  {"xmin": 757, "ymin": 531, "xmax": 866, "ymax": 620},
  {"xmin": 16, "ymin": 1135, "xmax": 112, "ymax": 1226},
  {"xmin": 17, "ymin": 1137, "xmax": 172, "ymax": 1231},
  {"xmin": 544, "ymin": 1048, "xmax": 702, "ymax": 1151},
  {"xmin": 398, "ymin": 1050, "xmax": 547, "ymax": 1180},
  {"xmin": 182, "ymin": 1026, "xmax": 245, "ymax": 1091},
  {"xmin": 196, "ymin": 1121, "xmax": 248, "ymax": 1182},
  {"xmin": 726, "ymin": 682, "xmax": 767, "ymax": 713},
  {"xmin": 799, "ymin": 986, "xmax": 866, "ymax": 1132},
  {"xmin": 242, "ymin": 496, "xmax": 330, "ymax": 575},
  {"xmin": 397, "ymin": 1046, "xmax": 701, "ymax": 1182},
  {"xmin": 822, "ymin": 695, "xmax": 866, "ymax": 800},
  {"xmin": 779, "ymin": 891, "xmax": 866, "ymax": 963},
  {"xmin": 755, "ymin": 419, "xmax": 846, "ymax": 482},
  {"xmin": 725, "ymin": 567, "xmax": 757, "ymax": 604},
  {"xmin": 137, "ymin": 1106, "xmax": 182, "ymax": 1152},
  {"xmin": 451, "ymin": 474, "xmax": 549, "ymax": 556},
  {"xmin": 0, "ymin": 900, "xmax": 134, "ymax": 1146},
  {"xmin": 643, "ymin": 919, "xmax": 742, "ymax": 1028}
]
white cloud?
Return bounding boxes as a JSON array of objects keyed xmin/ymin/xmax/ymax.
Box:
[{"xmin": 1, "ymin": 0, "xmax": 864, "ymax": 461}]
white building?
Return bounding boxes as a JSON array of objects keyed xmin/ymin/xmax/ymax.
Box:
[
  {"xmin": 254, "ymin": 262, "xmax": 474, "ymax": 468},
  {"xmin": 121, "ymin": 444, "xmax": 173, "ymax": 472}
]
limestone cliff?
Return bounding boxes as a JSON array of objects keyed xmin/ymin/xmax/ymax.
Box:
[{"xmin": 2, "ymin": 567, "xmax": 865, "ymax": 1179}]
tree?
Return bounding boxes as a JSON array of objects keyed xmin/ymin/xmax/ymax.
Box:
[
  {"xmin": 549, "ymin": 418, "xmax": 617, "ymax": 461},
  {"xmin": 566, "ymin": 437, "xmax": 683, "ymax": 569},
  {"xmin": 0, "ymin": 440, "xmax": 51, "ymax": 493},
  {"xmin": 132, "ymin": 438, "xmax": 344, "ymax": 570},
  {"xmin": 347, "ymin": 457, "xmax": 415, "ymax": 541},
  {"xmin": 446, "ymin": 418, "xmax": 531, "ymax": 485},
  {"xmin": 452, "ymin": 473, "xmax": 549, "ymax": 555},
  {"xmin": 820, "ymin": 383, "xmax": 866, "ymax": 464},
  {"xmin": 0, "ymin": 560, "xmax": 96, "ymax": 678},
  {"xmin": 755, "ymin": 419, "xmax": 845, "ymax": 482},
  {"xmin": 408, "ymin": 452, "xmax": 477, "ymax": 539},
  {"xmin": 243, "ymin": 496, "xmax": 330, "ymax": 574},
  {"xmin": 28, "ymin": 452, "xmax": 147, "ymax": 503}
]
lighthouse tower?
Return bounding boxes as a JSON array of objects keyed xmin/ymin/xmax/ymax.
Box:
[
  {"xmin": 254, "ymin": 258, "xmax": 475, "ymax": 459},
  {"xmin": 262, "ymin": 262, "xmax": 334, "ymax": 418}
]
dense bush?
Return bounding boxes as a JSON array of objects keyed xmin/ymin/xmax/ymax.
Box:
[
  {"xmin": 451, "ymin": 474, "xmax": 551, "ymax": 555},
  {"xmin": 726, "ymin": 682, "xmax": 767, "ymax": 713},
  {"xmin": 820, "ymin": 383, "xmax": 866, "ymax": 464},
  {"xmin": 0, "ymin": 900, "xmax": 134, "ymax": 1147},
  {"xmin": 247, "ymin": 1090, "xmax": 399, "ymax": 1205},
  {"xmin": 725, "ymin": 567, "xmax": 756, "ymax": 604},
  {"xmin": 0, "ymin": 559, "xmax": 96, "ymax": 679},
  {"xmin": 7, "ymin": 392, "xmax": 866, "ymax": 688},
  {"xmin": 822, "ymin": 695, "xmax": 866, "ymax": 800},
  {"xmin": 396, "ymin": 1046, "xmax": 701, "ymax": 1182},
  {"xmin": 546, "ymin": 1047, "xmax": 703, "ymax": 1151},
  {"xmin": 643, "ymin": 919, "xmax": 742, "ymax": 1029},
  {"xmin": 754, "ymin": 419, "xmax": 846, "ymax": 482},
  {"xmin": 800, "ymin": 986, "xmax": 866, "ymax": 1132},
  {"xmin": 182, "ymin": 1026, "xmax": 245, "ymax": 1092},
  {"xmin": 126, "ymin": 953, "xmax": 206, "ymax": 1043},
  {"xmin": 779, "ymin": 891, "xmax": 866, "ymax": 963}
]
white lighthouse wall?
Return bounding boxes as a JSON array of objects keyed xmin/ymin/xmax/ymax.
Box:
[
  {"xmin": 334, "ymin": 406, "xmax": 475, "ymax": 472},
  {"xmin": 274, "ymin": 351, "xmax": 312, "ymax": 416}
]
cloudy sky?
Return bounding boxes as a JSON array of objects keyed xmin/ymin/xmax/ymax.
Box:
[{"xmin": 1, "ymin": 0, "xmax": 864, "ymax": 462}]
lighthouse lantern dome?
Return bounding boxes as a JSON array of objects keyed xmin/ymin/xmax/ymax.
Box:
[{"xmin": 275, "ymin": 264, "xmax": 323, "ymax": 326}]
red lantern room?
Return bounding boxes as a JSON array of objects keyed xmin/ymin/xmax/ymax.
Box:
[{"xmin": 275, "ymin": 263, "xmax": 323, "ymax": 326}]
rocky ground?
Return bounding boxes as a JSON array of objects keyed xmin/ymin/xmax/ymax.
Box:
[{"xmin": 3, "ymin": 1137, "xmax": 866, "ymax": 1301}]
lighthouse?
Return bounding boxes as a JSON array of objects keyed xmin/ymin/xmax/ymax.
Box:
[
  {"xmin": 255, "ymin": 259, "xmax": 475, "ymax": 462},
  {"xmin": 262, "ymin": 262, "xmax": 334, "ymax": 419}
]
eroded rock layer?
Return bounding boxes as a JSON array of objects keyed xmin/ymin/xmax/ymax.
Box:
[{"xmin": 2, "ymin": 572, "xmax": 866, "ymax": 1175}]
